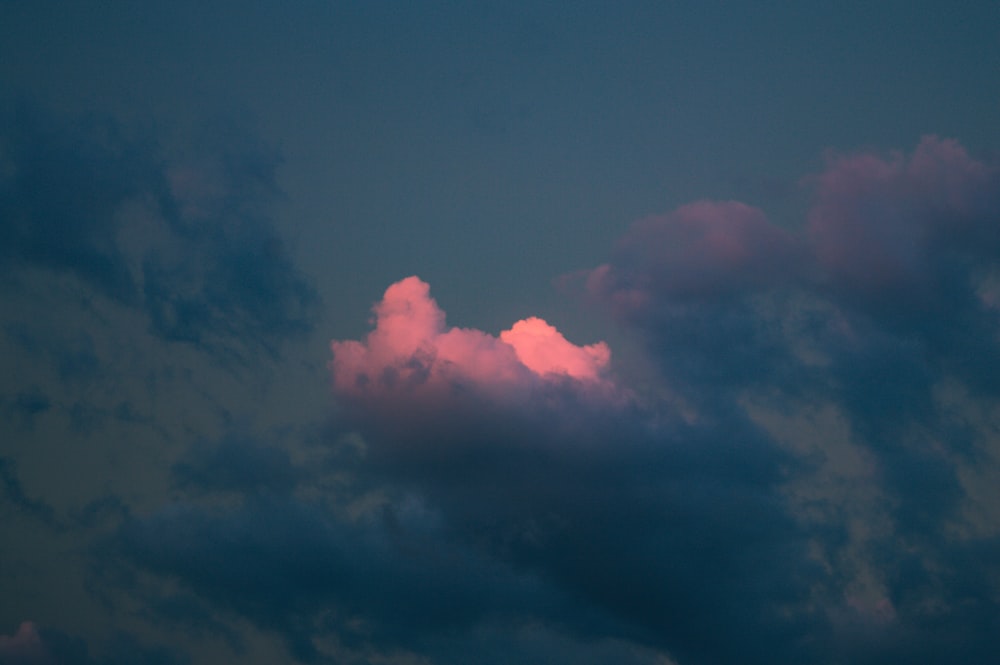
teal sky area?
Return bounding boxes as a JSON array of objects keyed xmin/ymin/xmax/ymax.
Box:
[{"xmin": 4, "ymin": 1, "xmax": 996, "ymax": 334}]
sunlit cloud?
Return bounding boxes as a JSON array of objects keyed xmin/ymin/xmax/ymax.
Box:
[{"xmin": 330, "ymin": 276, "xmax": 614, "ymax": 406}]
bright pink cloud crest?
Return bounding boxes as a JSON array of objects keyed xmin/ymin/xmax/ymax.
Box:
[
  {"xmin": 500, "ymin": 317, "xmax": 610, "ymax": 381},
  {"xmin": 330, "ymin": 277, "xmax": 612, "ymax": 404}
]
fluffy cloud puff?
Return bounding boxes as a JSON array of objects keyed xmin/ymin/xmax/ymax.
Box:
[
  {"xmin": 808, "ymin": 136, "xmax": 999, "ymax": 309},
  {"xmin": 330, "ymin": 276, "xmax": 613, "ymax": 406},
  {"xmin": 586, "ymin": 136, "xmax": 1000, "ymax": 318},
  {"xmin": 585, "ymin": 200, "xmax": 804, "ymax": 312}
]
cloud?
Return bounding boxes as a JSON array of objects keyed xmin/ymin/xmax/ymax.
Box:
[
  {"xmin": 0, "ymin": 102, "xmax": 318, "ymax": 359},
  {"xmin": 0, "ymin": 622, "xmax": 51, "ymax": 665},
  {"xmin": 585, "ymin": 200, "xmax": 803, "ymax": 311},
  {"xmin": 0, "ymin": 457, "xmax": 59, "ymax": 528},
  {"xmin": 807, "ymin": 136, "xmax": 999, "ymax": 311},
  {"xmin": 100, "ymin": 138, "xmax": 1000, "ymax": 665},
  {"xmin": 0, "ymin": 103, "xmax": 167, "ymax": 305},
  {"xmin": 142, "ymin": 122, "xmax": 319, "ymax": 356},
  {"xmin": 322, "ymin": 277, "xmax": 823, "ymax": 664},
  {"xmin": 171, "ymin": 434, "xmax": 303, "ymax": 496},
  {"xmin": 108, "ymin": 278, "xmax": 818, "ymax": 665},
  {"xmin": 330, "ymin": 276, "xmax": 614, "ymax": 408},
  {"xmin": 573, "ymin": 136, "xmax": 1000, "ymax": 662},
  {"xmin": 114, "ymin": 494, "xmax": 576, "ymax": 664}
]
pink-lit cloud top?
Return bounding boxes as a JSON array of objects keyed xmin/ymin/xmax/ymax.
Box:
[
  {"xmin": 584, "ymin": 136, "xmax": 1000, "ymax": 317},
  {"xmin": 807, "ymin": 135, "xmax": 999, "ymax": 302},
  {"xmin": 584, "ymin": 200, "xmax": 803, "ymax": 315},
  {"xmin": 330, "ymin": 277, "xmax": 613, "ymax": 406}
]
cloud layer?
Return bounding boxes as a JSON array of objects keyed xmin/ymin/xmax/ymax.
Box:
[
  {"xmin": 16, "ymin": 135, "xmax": 1000, "ymax": 665},
  {"xmin": 0, "ymin": 104, "xmax": 318, "ymax": 359}
]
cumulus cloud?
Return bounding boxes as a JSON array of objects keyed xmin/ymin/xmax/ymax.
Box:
[
  {"xmin": 808, "ymin": 136, "xmax": 999, "ymax": 308},
  {"xmin": 584, "ymin": 136, "xmax": 1000, "ymax": 321},
  {"xmin": 573, "ymin": 136, "xmax": 1000, "ymax": 662},
  {"xmin": 107, "ymin": 277, "xmax": 816, "ymax": 665},
  {"xmin": 321, "ymin": 278, "xmax": 822, "ymax": 665},
  {"xmin": 330, "ymin": 276, "xmax": 613, "ymax": 405},
  {"xmin": 585, "ymin": 200, "xmax": 803, "ymax": 312}
]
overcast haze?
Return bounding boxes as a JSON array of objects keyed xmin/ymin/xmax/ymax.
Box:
[{"xmin": 3, "ymin": 2, "xmax": 1000, "ymax": 664}]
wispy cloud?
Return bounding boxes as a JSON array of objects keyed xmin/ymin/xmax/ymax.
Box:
[{"xmin": 0, "ymin": 104, "xmax": 318, "ymax": 361}]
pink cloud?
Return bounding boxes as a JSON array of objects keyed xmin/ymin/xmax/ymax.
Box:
[
  {"xmin": 806, "ymin": 135, "xmax": 999, "ymax": 299},
  {"xmin": 582, "ymin": 200, "xmax": 803, "ymax": 315},
  {"xmin": 330, "ymin": 277, "xmax": 614, "ymax": 406},
  {"xmin": 577, "ymin": 138, "xmax": 1000, "ymax": 323},
  {"xmin": 0, "ymin": 622, "xmax": 52, "ymax": 665},
  {"xmin": 500, "ymin": 317, "xmax": 610, "ymax": 381}
]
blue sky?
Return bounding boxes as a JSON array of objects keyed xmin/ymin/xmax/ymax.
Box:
[{"xmin": 2, "ymin": 3, "xmax": 1000, "ymax": 664}]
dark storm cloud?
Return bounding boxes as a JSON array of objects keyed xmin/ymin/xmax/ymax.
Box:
[
  {"xmin": 0, "ymin": 102, "xmax": 167, "ymax": 305},
  {"xmin": 114, "ymin": 493, "xmax": 580, "ymax": 664},
  {"xmin": 578, "ymin": 136, "xmax": 1000, "ymax": 661},
  {"xmin": 583, "ymin": 136, "xmax": 1000, "ymax": 421},
  {"xmin": 319, "ymin": 279, "xmax": 824, "ymax": 664},
  {"xmin": 0, "ymin": 102, "xmax": 318, "ymax": 358},
  {"xmin": 578, "ymin": 200, "xmax": 811, "ymax": 406},
  {"xmin": 171, "ymin": 434, "xmax": 303, "ymax": 496},
  {"xmin": 101, "ymin": 430, "xmax": 576, "ymax": 662}
]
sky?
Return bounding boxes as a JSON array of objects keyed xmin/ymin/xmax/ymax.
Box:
[{"xmin": 1, "ymin": 2, "xmax": 1000, "ymax": 664}]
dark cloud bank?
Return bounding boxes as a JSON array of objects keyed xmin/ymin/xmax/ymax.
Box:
[
  {"xmin": 0, "ymin": 102, "xmax": 318, "ymax": 361},
  {"xmin": 5, "ymin": 114, "xmax": 1000, "ymax": 665}
]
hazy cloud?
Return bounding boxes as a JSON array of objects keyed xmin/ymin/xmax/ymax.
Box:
[{"xmin": 0, "ymin": 103, "xmax": 318, "ymax": 359}]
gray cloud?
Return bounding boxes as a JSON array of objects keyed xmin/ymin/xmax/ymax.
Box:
[
  {"xmin": 577, "ymin": 136, "xmax": 1000, "ymax": 662},
  {"xmin": 0, "ymin": 102, "xmax": 318, "ymax": 360}
]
